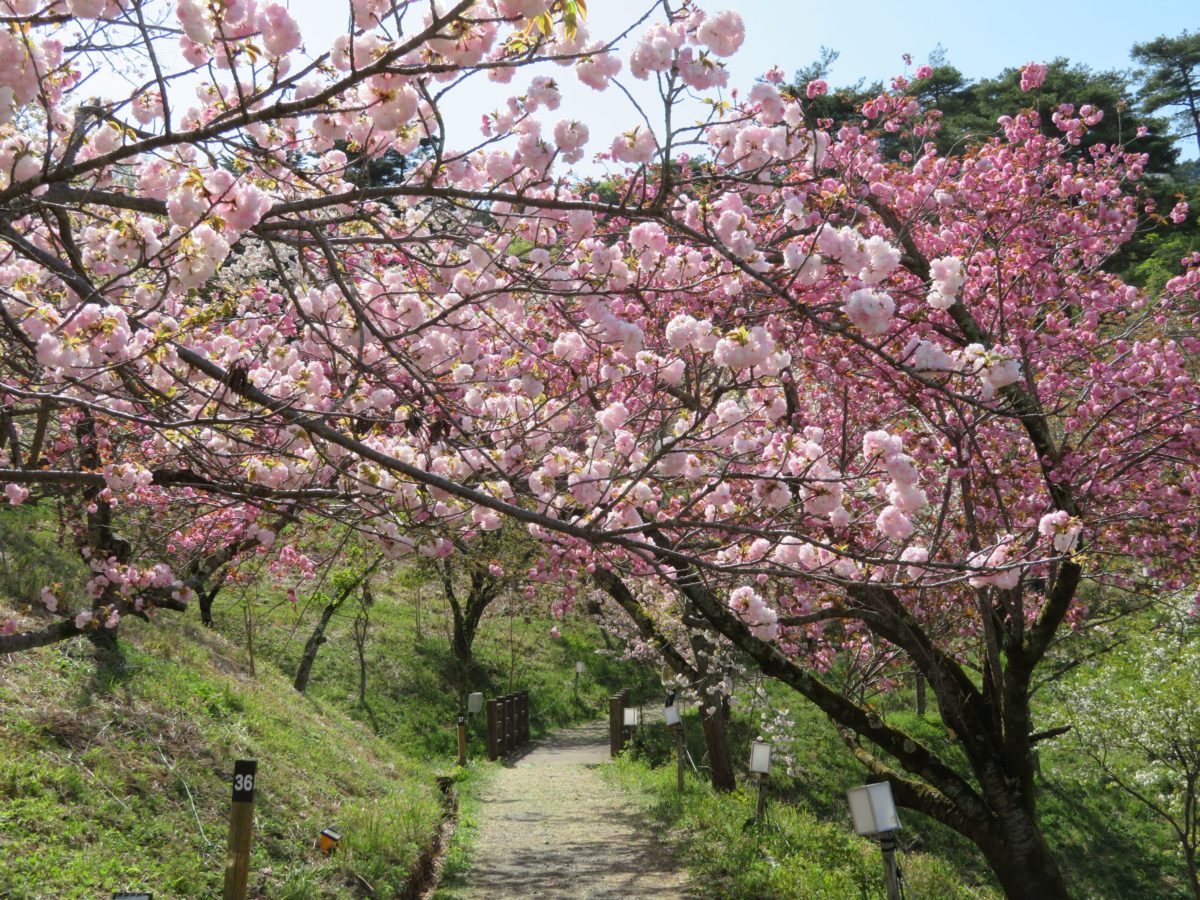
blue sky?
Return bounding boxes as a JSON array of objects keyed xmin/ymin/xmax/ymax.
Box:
[
  {"xmin": 108, "ymin": 1, "xmax": 1199, "ymax": 165},
  {"xmin": 315, "ymin": 0, "xmax": 1194, "ymax": 165},
  {"xmin": 733, "ymin": 0, "xmax": 1196, "ymax": 86}
]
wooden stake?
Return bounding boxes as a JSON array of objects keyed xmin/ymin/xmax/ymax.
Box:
[
  {"xmin": 457, "ymin": 715, "xmax": 467, "ymax": 766},
  {"xmin": 609, "ymin": 694, "xmax": 623, "ymax": 757},
  {"xmin": 223, "ymin": 759, "xmax": 256, "ymax": 900}
]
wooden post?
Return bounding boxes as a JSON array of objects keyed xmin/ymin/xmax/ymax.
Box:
[
  {"xmin": 486, "ymin": 699, "xmax": 500, "ymax": 761},
  {"xmin": 609, "ymin": 694, "xmax": 623, "ymax": 758},
  {"xmin": 519, "ymin": 691, "xmax": 529, "ymax": 744},
  {"xmin": 456, "ymin": 714, "xmax": 467, "ymax": 766},
  {"xmin": 223, "ymin": 759, "xmax": 256, "ymax": 900},
  {"xmin": 503, "ymin": 695, "xmax": 514, "ymax": 754}
]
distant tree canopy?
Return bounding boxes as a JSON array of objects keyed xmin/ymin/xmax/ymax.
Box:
[
  {"xmin": 1132, "ymin": 30, "xmax": 1200, "ymax": 157},
  {"xmin": 788, "ymin": 47, "xmax": 1197, "ymax": 289},
  {"xmin": 789, "ymin": 52, "xmax": 1178, "ymax": 174}
]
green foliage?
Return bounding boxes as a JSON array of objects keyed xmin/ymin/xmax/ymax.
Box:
[
  {"xmin": 214, "ymin": 580, "xmax": 655, "ymax": 761},
  {"xmin": 613, "ymin": 669, "xmax": 1194, "ymax": 899},
  {"xmin": 933, "ymin": 59, "xmax": 1177, "ymax": 173},
  {"xmin": 1047, "ymin": 607, "xmax": 1200, "ymax": 896}
]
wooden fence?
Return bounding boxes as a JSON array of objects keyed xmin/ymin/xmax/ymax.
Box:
[{"xmin": 485, "ymin": 691, "xmax": 531, "ymax": 760}]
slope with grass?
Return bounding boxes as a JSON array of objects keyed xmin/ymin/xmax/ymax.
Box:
[
  {"xmin": 0, "ymin": 505, "xmax": 656, "ymax": 899},
  {"xmin": 0, "ymin": 614, "xmax": 445, "ymax": 899},
  {"xmin": 208, "ymin": 566, "xmax": 657, "ymax": 761}
]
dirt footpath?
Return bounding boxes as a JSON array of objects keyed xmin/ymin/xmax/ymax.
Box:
[{"xmin": 454, "ymin": 718, "xmax": 692, "ymax": 899}]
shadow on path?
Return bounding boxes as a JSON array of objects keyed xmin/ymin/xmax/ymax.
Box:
[{"xmin": 453, "ymin": 718, "xmax": 693, "ymax": 899}]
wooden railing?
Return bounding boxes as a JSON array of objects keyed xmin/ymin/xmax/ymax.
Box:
[{"xmin": 485, "ymin": 691, "xmax": 530, "ymax": 760}]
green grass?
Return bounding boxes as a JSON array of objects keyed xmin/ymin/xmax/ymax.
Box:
[
  {"xmin": 610, "ymin": 673, "xmax": 1192, "ymax": 900},
  {"xmin": 0, "ymin": 498, "xmax": 659, "ymax": 898},
  {"xmin": 0, "ymin": 614, "xmax": 444, "ymax": 899},
  {"xmin": 428, "ymin": 764, "xmax": 492, "ymax": 899},
  {"xmin": 605, "ymin": 749, "xmax": 997, "ymax": 900},
  {"xmin": 3, "ymin": 495, "xmax": 1188, "ymax": 899}
]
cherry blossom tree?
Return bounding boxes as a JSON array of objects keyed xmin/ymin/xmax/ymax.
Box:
[{"xmin": 1, "ymin": 2, "xmax": 1199, "ymax": 896}]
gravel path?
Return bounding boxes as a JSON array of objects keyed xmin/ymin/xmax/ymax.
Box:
[{"xmin": 454, "ymin": 718, "xmax": 692, "ymax": 899}]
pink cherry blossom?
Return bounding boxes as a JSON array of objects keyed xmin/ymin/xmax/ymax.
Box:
[
  {"xmin": 1020, "ymin": 62, "xmax": 1047, "ymax": 92},
  {"xmin": 695, "ymin": 10, "xmax": 745, "ymax": 58},
  {"xmin": 258, "ymin": 3, "xmax": 302, "ymax": 58}
]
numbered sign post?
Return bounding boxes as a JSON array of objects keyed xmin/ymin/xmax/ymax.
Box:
[
  {"xmin": 223, "ymin": 759, "xmax": 257, "ymax": 900},
  {"xmin": 456, "ymin": 715, "xmax": 467, "ymax": 766}
]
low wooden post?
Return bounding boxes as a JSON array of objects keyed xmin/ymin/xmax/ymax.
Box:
[
  {"xmin": 456, "ymin": 714, "xmax": 467, "ymax": 766},
  {"xmin": 754, "ymin": 772, "xmax": 768, "ymax": 826},
  {"xmin": 223, "ymin": 759, "xmax": 256, "ymax": 900},
  {"xmin": 486, "ymin": 699, "xmax": 500, "ymax": 760},
  {"xmin": 518, "ymin": 692, "xmax": 529, "ymax": 744},
  {"xmin": 609, "ymin": 693, "xmax": 625, "ymax": 757},
  {"xmin": 502, "ymin": 695, "xmax": 513, "ymax": 754},
  {"xmin": 502, "ymin": 696, "xmax": 511, "ymax": 754}
]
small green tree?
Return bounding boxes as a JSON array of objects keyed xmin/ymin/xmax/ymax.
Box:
[
  {"xmin": 1061, "ymin": 608, "xmax": 1200, "ymax": 899},
  {"xmin": 417, "ymin": 523, "xmax": 538, "ymax": 708}
]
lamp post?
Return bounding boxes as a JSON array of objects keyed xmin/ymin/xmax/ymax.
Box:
[
  {"xmin": 749, "ymin": 740, "xmax": 772, "ymax": 825},
  {"xmin": 574, "ymin": 660, "xmax": 584, "ymax": 700},
  {"xmin": 848, "ymin": 781, "xmax": 903, "ymax": 900}
]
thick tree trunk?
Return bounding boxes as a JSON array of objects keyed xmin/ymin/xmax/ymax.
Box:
[
  {"xmin": 591, "ymin": 566, "xmax": 738, "ymax": 791},
  {"xmin": 451, "ymin": 610, "xmax": 477, "ymax": 666},
  {"xmin": 980, "ymin": 805, "xmax": 1071, "ymax": 899},
  {"xmin": 700, "ymin": 693, "xmax": 735, "ymax": 792}
]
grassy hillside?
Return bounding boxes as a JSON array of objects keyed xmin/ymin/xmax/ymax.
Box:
[
  {"xmin": 2, "ymin": 498, "xmax": 1187, "ymax": 899},
  {"xmin": 208, "ymin": 566, "xmax": 657, "ymax": 761},
  {"xmin": 0, "ymin": 614, "xmax": 444, "ymax": 899},
  {"xmin": 0, "ymin": 505, "xmax": 655, "ymax": 899}
]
